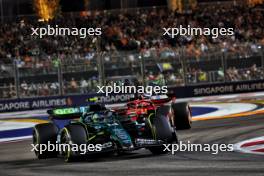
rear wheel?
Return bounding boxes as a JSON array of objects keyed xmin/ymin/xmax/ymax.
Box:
[
  {"xmin": 60, "ymin": 123, "xmax": 87, "ymax": 162},
  {"xmin": 32, "ymin": 123, "xmax": 58, "ymax": 159},
  {"xmin": 172, "ymin": 102, "xmax": 192, "ymax": 130},
  {"xmin": 156, "ymin": 105, "xmax": 170, "ymax": 117}
]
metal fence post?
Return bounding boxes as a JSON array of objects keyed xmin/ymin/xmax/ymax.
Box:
[
  {"xmin": 13, "ymin": 60, "xmax": 20, "ymax": 98},
  {"xmin": 140, "ymin": 54, "xmax": 146, "ymax": 87},
  {"xmin": 101, "ymin": 53, "xmax": 105, "ymax": 86},
  {"xmin": 58, "ymin": 61, "xmax": 63, "ymax": 96},
  {"xmin": 95, "ymin": 37, "xmax": 105, "ymax": 86},
  {"xmin": 97, "ymin": 52, "xmax": 105, "ymax": 87},
  {"xmin": 181, "ymin": 47, "xmax": 187, "ymax": 86},
  {"xmin": 261, "ymin": 47, "xmax": 264, "ymax": 69},
  {"xmin": 222, "ymin": 52, "xmax": 227, "ymax": 83}
]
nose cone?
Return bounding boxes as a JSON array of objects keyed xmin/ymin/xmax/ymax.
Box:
[{"xmin": 111, "ymin": 127, "xmax": 133, "ymax": 148}]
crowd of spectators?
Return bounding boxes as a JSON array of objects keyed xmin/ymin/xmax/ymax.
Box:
[
  {"xmin": 0, "ymin": 78, "xmax": 100, "ymax": 99},
  {"xmin": 0, "ymin": 3, "xmax": 263, "ymax": 65},
  {"xmin": 0, "ymin": 2, "xmax": 264, "ymax": 99},
  {"xmin": 225, "ymin": 64, "xmax": 264, "ymax": 81}
]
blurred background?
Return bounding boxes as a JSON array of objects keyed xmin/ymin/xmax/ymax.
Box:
[{"xmin": 0, "ymin": 0, "xmax": 263, "ymax": 99}]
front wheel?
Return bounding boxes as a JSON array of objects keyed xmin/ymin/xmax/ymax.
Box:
[
  {"xmin": 60, "ymin": 124, "xmax": 87, "ymax": 162},
  {"xmin": 32, "ymin": 123, "xmax": 58, "ymax": 159}
]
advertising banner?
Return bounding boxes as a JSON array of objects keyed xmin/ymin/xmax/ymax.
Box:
[
  {"xmin": 0, "ymin": 94, "xmax": 134, "ymax": 112},
  {"xmin": 168, "ymin": 80, "xmax": 264, "ymax": 97},
  {"xmin": 1, "ymin": 80, "xmax": 264, "ymax": 112}
]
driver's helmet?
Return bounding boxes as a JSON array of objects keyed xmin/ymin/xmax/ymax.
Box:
[
  {"xmin": 91, "ymin": 113, "xmax": 103, "ymax": 123},
  {"xmin": 82, "ymin": 110, "xmax": 114, "ymax": 123}
]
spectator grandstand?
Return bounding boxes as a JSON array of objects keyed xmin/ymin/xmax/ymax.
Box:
[{"xmin": 0, "ymin": 2, "xmax": 263, "ymax": 99}]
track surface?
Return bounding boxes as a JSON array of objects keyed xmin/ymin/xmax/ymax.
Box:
[{"xmin": 0, "ymin": 115, "xmax": 264, "ymax": 176}]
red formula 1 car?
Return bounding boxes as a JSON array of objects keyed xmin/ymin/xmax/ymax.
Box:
[{"xmin": 115, "ymin": 95, "xmax": 192, "ymax": 131}]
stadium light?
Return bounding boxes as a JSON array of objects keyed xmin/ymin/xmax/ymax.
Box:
[
  {"xmin": 33, "ymin": 0, "xmax": 60, "ymax": 21},
  {"xmin": 248, "ymin": 0, "xmax": 264, "ymax": 6},
  {"xmin": 167, "ymin": 0, "xmax": 197, "ymax": 12}
]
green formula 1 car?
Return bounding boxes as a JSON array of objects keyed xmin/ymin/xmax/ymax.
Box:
[{"xmin": 33, "ymin": 103, "xmax": 191, "ymax": 162}]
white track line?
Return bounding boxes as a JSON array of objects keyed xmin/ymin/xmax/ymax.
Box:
[
  {"xmin": 0, "ymin": 121, "xmax": 37, "ymax": 131},
  {"xmin": 0, "ymin": 136, "xmax": 32, "ymax": 143}
]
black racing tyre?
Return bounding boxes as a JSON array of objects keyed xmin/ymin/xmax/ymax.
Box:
[
  {"xmin": 148, "ymin": 115, "xmax": 173, "ymax": 155},
  {"xmin": 171, "ymin": 127, "xmax": 179, "ymax": 144},
  {"xmin": 148, "ymin": 145, "xmax": 167, "ymax": 155},
  {"xmin": 156, "ymin": 105, "xmax": 170, "ymax": 117},
  {"xmin": 60, "ymin": 123, "xmax": 87, "ymax": 162},
  {"xmin": 172, "ymin": 102, "xmax": 192, "ymax": 130},
  {"xmin": 32, "ymin": 123, "xmax": 58, "ymax": 159},
  {"xmin": 153, "ymin": 115, "xmax": 173, "ymax": 141}
]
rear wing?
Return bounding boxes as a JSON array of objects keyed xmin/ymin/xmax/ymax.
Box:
[
  {"xmin": 47, "ymin": 104, "xmax": 106, "ymax": 119},
  {"xmin": 150, "ymin": 95, "xmax": 169, "ymax": 100},
  {"xmin": 144, "ymin": 94, "xmax": 172, "ymax": 106},
  {"xmin": 47, "ymin": 107, "xmax": 87, "ymax": 119}
]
